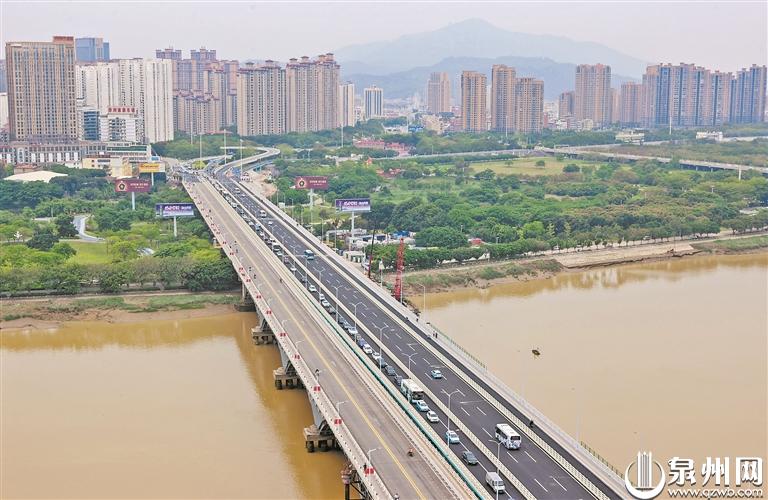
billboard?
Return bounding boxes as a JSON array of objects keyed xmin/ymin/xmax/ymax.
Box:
[
  {"xmin": 115, "ymin": 178, "xmax": 151, "ymax": 193},
  {"xmin": 155, "ymin": 203, "xmax": 195, "ymax": 218},
  {"xmin": 335, "ymin": 198, "xmax": 371, "ymax": 213},
  {"xmin": 294, "ymin": 176, "xmax": 328, "ymax": 190},
  {"xmin": 139, "ymin": 162, "xmax": 164, "ymax": 173}
]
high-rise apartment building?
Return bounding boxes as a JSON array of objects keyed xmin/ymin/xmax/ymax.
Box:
[
  {"xmin": 236, "ymin": 61, "xmax": 286, "ymax": 136},
  {"xmin": 709, "ymin": 71, "xmax": 733, "ymax": 126},
  {"xmin": 75, "ymin": 37, "xmax": 110, "ymax": 62},
  {"xmin": 285, "ymin": 54, "xmax": 340, "ymax": 132},
  {"xmin": 490, "ymin": 65, "xmax": 515, "ymax": 133},
  {"xmin": 619, "ymin": 82, "xmax": 643, "ymax": 126},
  {"xmin": 513, "ymin": 77, "xmax": 544, "ymax": 133},
  {"xmin": 6, "ymin": 36, "xmax": 78, "ymax": 142},
  {"xmin": 730, "ymin": 64, "xmax": 767, "ymax": 123},
  {"xmin": 339, "ymin": 82, "xmax": 356, "ymax": 127},
  {"xmin": 558, "ymin": 91, "xmax": 574, "ymax": 119},
  {"xmin": 0, "ymin": 59, "xmax": 7, "ymax": 93},
  {"xmin": 76, "ymin": 62, "xmax": 120, "ymax": 114},
  {"xmin": 460, "ymin": 71, "xmax": 487, "ymax": 132},
  {"xmin": 574, "ymin": 64, "xmax": 612, "ymax": 127},
  {"xmin": 175, "ymin": 92, "xmax": 222, "ymax": 136},
  {"xmin": 79, "ymin": 107, "xmax": 100, "ymax": 140},
  {"xmin": 364, "ymin": 85, "xmax": 384, "ymax": 119},
  {"xmin": 426, "ymin": 72, "xmax": 451, "ymax": 114}
]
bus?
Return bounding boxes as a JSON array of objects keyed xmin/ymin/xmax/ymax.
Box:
[
  {"xmin": 495, "ymin": 423, "xmax": 522, "ymax": 450},
  {"xmin": 400, "ymin": 379, "xmax": 424, "ymax": 403}
]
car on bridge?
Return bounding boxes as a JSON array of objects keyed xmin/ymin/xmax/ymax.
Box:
[
  {"xmin": 413, "ymin": 400, "xmax": 429, "ymax": 412},
  {"xmin": 320, "ymin": 299, "xmax": 331, "ymax": 308},
  {"xmin": 462, "ymin": 450, "xmax": 478, "ymax": 465},
  {"xmin": 362, "ymin": 344, "xmax": 373, "ymax": 355},
  {"xmin": 371, "ymin": 352, "xmax": 382, "ymax": 363},
  {"xmin": 307, "ymin": 284, "xmax": 317, "ymax": 293},
  {"xmin": 426, "ymin": 410, "xmax": 439, "ymax": 423},
  {"xmin": 384, "ymin": 365, "xmax": 396, "ymax": 376},
  {"xmin": 357, "ymin": 337, "xmax": 366, "ymax": 347},
  {"xmin": 430, "ymin": 369, "xmax": 443, "ymax": 379},
  {"xmin": 445, "ymin": 430, "xmax": 460, "ymax": 445},
  {"xmin": 289, "ymin": 265, "xmax": 297, "ymax": 272},
  {"xmin": 348, "ymin": 326, "xmax": 359, "ymax": 336}
]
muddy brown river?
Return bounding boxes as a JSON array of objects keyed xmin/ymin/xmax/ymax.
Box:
[{"xmin": 1, "ymin": 253, "xmax": 765, "ymax": 498}]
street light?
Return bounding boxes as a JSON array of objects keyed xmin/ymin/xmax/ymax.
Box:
[
  {"xmin": 488, "ymin": 438, "xmax": 502, "ymax": 500},
  {"xmin": 405, "ymin": 352, "xmax": 417, "ymax": 372},
  {"xmin": 332, "ymin": 285, "xmax": 341, "ymax": 321},
  {"xmin": 443, "ymin": 389, "xmax": 461, "ymax": 436},
  {"xmin": 374, "ymin": 325, "xmax": 386, "ymax": 369},
  {"xmin": 352, "ymin": 301, "xmax": 363, "ymax": 328},
  {"xmin": 336, "ymin": 400, "xmax": 347, "ymax": 416},
  {"xmin": 366, "ymin": 448, "xmax": 378, "ymax": 476}
]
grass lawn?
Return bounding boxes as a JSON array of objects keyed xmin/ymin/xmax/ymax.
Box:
[
  {"xmin": 65, "ymin": 240, "xmax": 112, "ymax": 264},
  {"xmin": 469, "ymin": 157, "xmax": 599, "ymax": 176}
]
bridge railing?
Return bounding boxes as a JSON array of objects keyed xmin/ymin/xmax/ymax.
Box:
[{"xmin": 238, "ymin": 182, "xmax": 625, "ymax": 499}]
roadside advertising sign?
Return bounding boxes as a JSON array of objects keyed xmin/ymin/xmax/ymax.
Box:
[
  {"xmin": 294, "ymin": 176, "xmax": 329, "ymax": 190},
  {"xmin": 155, "ymin": 203, "xmax": 195, "ymax": 218},
  {"xmin": 334, "ymin": 198, "xmax": 371, "ymax": 212},
  {"xmin": 139, "ymin": 162, "xmax": 164, "ymax": 173},
  {"xmin": 115, "ymin": 178, "xmax": 151, "ymax": 193}
]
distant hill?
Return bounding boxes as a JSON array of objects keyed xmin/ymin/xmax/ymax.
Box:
[
  {"xmin": 343, "ymin": 55, "xmax": 638, "ymax": 101},
  {"xmin": 334, "ymin": 18, "xmax": 647, "ymax": 78}
]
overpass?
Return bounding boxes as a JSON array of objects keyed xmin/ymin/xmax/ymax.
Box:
[{"xmin": 181, "ymin": 149, "xmax": 628, "ymax": 499}]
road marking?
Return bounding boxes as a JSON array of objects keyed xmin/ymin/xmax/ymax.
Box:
[
  {"xmin": 506, "ymin": 451, "xmax": 518, "ymax": 463},
  {"xmin": 394, "ymin": 344, "xmax": 402, "ymax": 352},
  {"xmin": 461, "ymin": 407, "xmax": 471, "ymax": 417},
  {"xmin": 534, "ymin": 478, "xmax": 549, "ymax": 493},
  {"xmin": 525, "ymin": 450, "xmax": 537, "ymax": 462},
  {"xmin": 382, "ymin": 332, "xmax": 390, "ymax": 340},
  {"xmin": 395, "ymin": 332, "xmax": 402, "ymax": 339},
  {"xmin": 422, "ymin": 357, "xmax": 430, "ymax": 364},
  {"xmin": 482, "ymin": 428, "xmax": 493, "ymax": 438},
  {"xmin": 476, "ymin": 406, "xmax": 486, "ymax": 415},
  {"xmin": 551, "ymin": 476, "xmax": 568, "ymax": 491}
]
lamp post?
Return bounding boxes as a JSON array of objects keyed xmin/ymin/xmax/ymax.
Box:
[
  {"xmin": 332, "ymin": 285, "xmax": 341, "ymax": 321},
  {"xmin": 352, "ymin": 301, "xmax": 363, "ymax": 328},
  {"xmin": 336, "ymin": 400, "xmax": 347, "ymax": 417},
  {"xmin": 488, "ymin": 438, "xmax": 502, "ymax": 500},
  {"xmin": 444, "ymin": 389, "xmax": 461, "ymax": 437},
  {"xmin": 366, "ymin": 448, "xmax": 378, "ymax": 476},
  {"xmin": 405, "ymin": 352, "xmax": 417, "ymax": 373},
  {"xmin": 374, "ymin": 325, "xmax": 386, "ymax": 369}
]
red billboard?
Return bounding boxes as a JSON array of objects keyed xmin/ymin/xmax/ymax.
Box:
[
  {"xmin": 114, "ymin": 178, "xmax": 151, "ymax": 193},
  {"xmin": 294, "ymin": 176, "xmax": 328, "ymax": 190}
]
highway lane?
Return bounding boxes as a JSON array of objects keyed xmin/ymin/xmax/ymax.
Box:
[
  {"xmin": 187, "ymin": 175, "xmax": 478, "ymax": 500},
  {"xmin": 212, "ymin": 167, "xmax": 622, "ymax": 500},
  {"xmin": 211, "ymin": 173, "xmax": 584, "ymax": 499}
]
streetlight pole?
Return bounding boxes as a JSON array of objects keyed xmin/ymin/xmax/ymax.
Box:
[
  {"xmin": 488, "ymin": 438, "xmax": 502, "ymax": 500},
  {"xmin": 352, "ymin": 301, "xmax": 363, "ymax": 328},
  {"xmin": 332, "ymin": 285, "xmax": 341, "ymax": 321},
  {"xmin": 336, "ymin": 400, "xmax": 347, "ymax": 416},
  {"xmin": 374, "ymin": 325, "xmax": 386, "ymax": 369},
  {"xmin": 444, "ymin": 389, "xmax": 461, "ymax": 437},
  {"xmin": 405, "ymin": 352, "xmax": 417, "ymax": 373},
  {"xmin": 366, "ymin": 448, "xmax": 378, "ymax": 476}
]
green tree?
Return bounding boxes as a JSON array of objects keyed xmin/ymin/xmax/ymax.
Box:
[
  {"xmin": 26, "ymin": 227, "xmax": 59, "ymax": 251},
  {"xmin": 415, "ymin": 226, "xmax": 467, "ymax": 249},
  {"xmin": 183, "ymin": 259, "xmax": 238, "ymax": 291},
  {"xmin": 51, "ymin": 242, "xmax": 77, "ymax": 258},
  {"xmin": 54, "ymin": 214, "xmax": 79, "ymax": 238}
]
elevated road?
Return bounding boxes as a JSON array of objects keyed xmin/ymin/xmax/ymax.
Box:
[
  {"xmin": 183, "ymin": 152, "xmax": 483, "ymax": 499},
  {"xmin": 193, "ymin": 150, "xmax": 626, "ymax": 500}
]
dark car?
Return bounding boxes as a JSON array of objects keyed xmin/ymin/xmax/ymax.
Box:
[
  {"xmin": 384, "ymin": 366, "xmax": 396, "ymax": 376},
  {"xmin": 462, "ymin": 450, "xmax": 479, "ymax": 465},
  {"xmin": 395, "ymin": 375, "xmax": 403, "ymax": 386}
]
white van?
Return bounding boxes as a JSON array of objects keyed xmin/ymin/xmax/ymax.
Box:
[{"xmin": 485, "ymin": 471, "xmax": 505, "ymax": 494}]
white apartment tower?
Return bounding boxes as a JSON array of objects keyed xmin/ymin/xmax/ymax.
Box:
[
  {"xmin": 339, "ymin": 82, "xmax": 356, "ymax": 127},
  {"xmin": 364, "ymin": 85, "xmax": 384, "ymax": 119}
]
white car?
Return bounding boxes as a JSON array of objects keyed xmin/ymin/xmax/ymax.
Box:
[
  {"xmin": 267, "ymin": 220, "xmax": 273, "ymax": 226},
  {"xmin": 362, "ymin": 344, "xmax": 373, "ymax": 355},
  {"xmin": 289, "ymin": 265, "xmax": 297, "ymax": 272},
  {"xmin": 308, "ymin": 284, "xmax": 317, "ymax": 293},
  {"xmin": 426, "ymin": 411, "xmax": 439, "ymax": 423},
  {"xmin": 318, "ymin": 293, "xmax": 325, "ymax": 301},
  {"xmin": 320, "ymin": 299, "xmax": 331, "ymax": 308},
  {"xmin": 371, "ymin": 352, "xmax": 382, "ymax": 363}
]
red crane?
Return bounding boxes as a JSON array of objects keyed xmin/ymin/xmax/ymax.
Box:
[{"xmin": 393, "ymin": 237, "xmax": 405, "ymax": 302}]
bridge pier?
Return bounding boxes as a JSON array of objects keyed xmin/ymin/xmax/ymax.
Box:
[
  {"xmin": 341, "ymin": 462, "xmax": 371, "ymax": 500},
  {"xmin": 235, "ymin": 282, "xmax": 256, "ymax": 311},
  {"xmin": 251, "ymin": 321, "xmax": 274, "ymax": 345},
  {"xmin": 303, "ymin": 423, "xmax": 337, "ymax": 453},
  {"xmin": 273, "ymin": 366, "xmax": 303, "ymax": 389}
]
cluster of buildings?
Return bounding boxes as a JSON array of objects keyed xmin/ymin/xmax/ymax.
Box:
[
  {"xmin": 420, "ymin": 62, "xmax": 766, "ymax": 134},
  {"xmin": 558, "ymin": 63, "xmax": 767, "ymax": 130}
]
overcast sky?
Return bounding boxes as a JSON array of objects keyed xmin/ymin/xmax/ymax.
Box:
[{"xmin": 2, "ymin": 1, "xmax": 766, "ymax": 74}]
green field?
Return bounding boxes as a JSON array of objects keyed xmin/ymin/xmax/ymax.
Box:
[
  {"xmin": 469, "ymin": 157, "xmax": 598, "ymax": 176},
  {"xmin": 65, "ymin": 240, "xmax": 111, "ymax": 264}
]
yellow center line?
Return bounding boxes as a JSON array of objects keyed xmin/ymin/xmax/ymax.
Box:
[{"xmin": 198, "ymin": 184, "xmax": 428, "ymax": 500}]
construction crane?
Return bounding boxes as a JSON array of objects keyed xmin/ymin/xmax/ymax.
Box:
[{"xmin": 393, "ymin": 237, "xmax": 405, "ymax": 302}]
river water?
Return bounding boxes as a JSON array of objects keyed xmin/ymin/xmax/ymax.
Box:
[
  {"xmin": 424, "ymin": 253, "xmax": 768, "ymax": 476},
  {"xmin": 1, "ymin": 313, "xmax": 345, "ymax": 499},
  {"xmin": 2, "ymin": 254, "xmax": 765, "ymax": 498}
]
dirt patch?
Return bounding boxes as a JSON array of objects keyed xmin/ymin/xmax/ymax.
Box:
[{"xmin": 1, "ymin": 292, "xmax": 241, "ymax": 331}]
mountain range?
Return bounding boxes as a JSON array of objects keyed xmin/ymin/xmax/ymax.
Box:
[{"xmin": 334, "ymin": 19, "xmax": 645, "ymax": 101}]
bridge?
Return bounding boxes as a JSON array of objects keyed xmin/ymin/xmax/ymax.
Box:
[{"xmin": 181, "ymin": 149, "xmax": 627, "ymax": 499}]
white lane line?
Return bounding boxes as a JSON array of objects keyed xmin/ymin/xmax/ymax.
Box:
[
  {"xmin": 482, "ymin": 428, "xmax": 493, "ymax": 438},
  {"xmin": 551, "ymin": 476, "xmax": 568, "ymax": 492},
  {"xmin": 395, "ymin": 332, "xmax": 402, "ymax": 339},
  {"xmin": 476, "ymin": 406, "xmax": 486, "ymax": 416},
  {"xmin": 461, "ymin": 407, "xmax": 471, "ymax": 417},
  {"xmin": 506, "ymin": 451, "xmax": 518, "ymax": 463},
  {"xmin": 524, "ymin": 450, "xmax": 537, "ymax": 463},
  {"xmin": 395, "ymin": 344, "xmax": 403, "ymax": 352},
  {"xmin": 534, "ymin": 478, "xmax": 549, "ymax": 492},
  {"xmin": 456, "ymin": 388, "xmax": 465, "ymax": 397},
  {"xmin": 422, "ymin": 357, "xmax": 430, "ymax": 364},
  {"xmin": 382, "ymin": 332, "xmax": 390, "ymax": 339},
  {"xmin": 371, "ymin": 310, "xmax": 379, "ymax": 318}
]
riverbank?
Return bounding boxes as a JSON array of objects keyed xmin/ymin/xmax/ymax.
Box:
[
  {"xmin": 400, "ymin": 234, "xmax": 768, "ymax": 295},
  {"xmin": 0, "ymin": 291, "xmax": 242, "ymax": 330}
]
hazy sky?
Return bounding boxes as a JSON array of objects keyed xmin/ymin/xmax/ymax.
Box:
[{"xmin": 2, "ymin": 1, "xmax": 766, "ymax": 74}]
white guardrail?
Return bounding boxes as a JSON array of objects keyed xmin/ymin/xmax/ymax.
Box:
[
  {"xmin": 238, "ymin": 180, "xmax": 626, "ymax": 500},
  {"xmin": 188, "ymin": 179, "xmax": 487, "ymax": 498}
]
